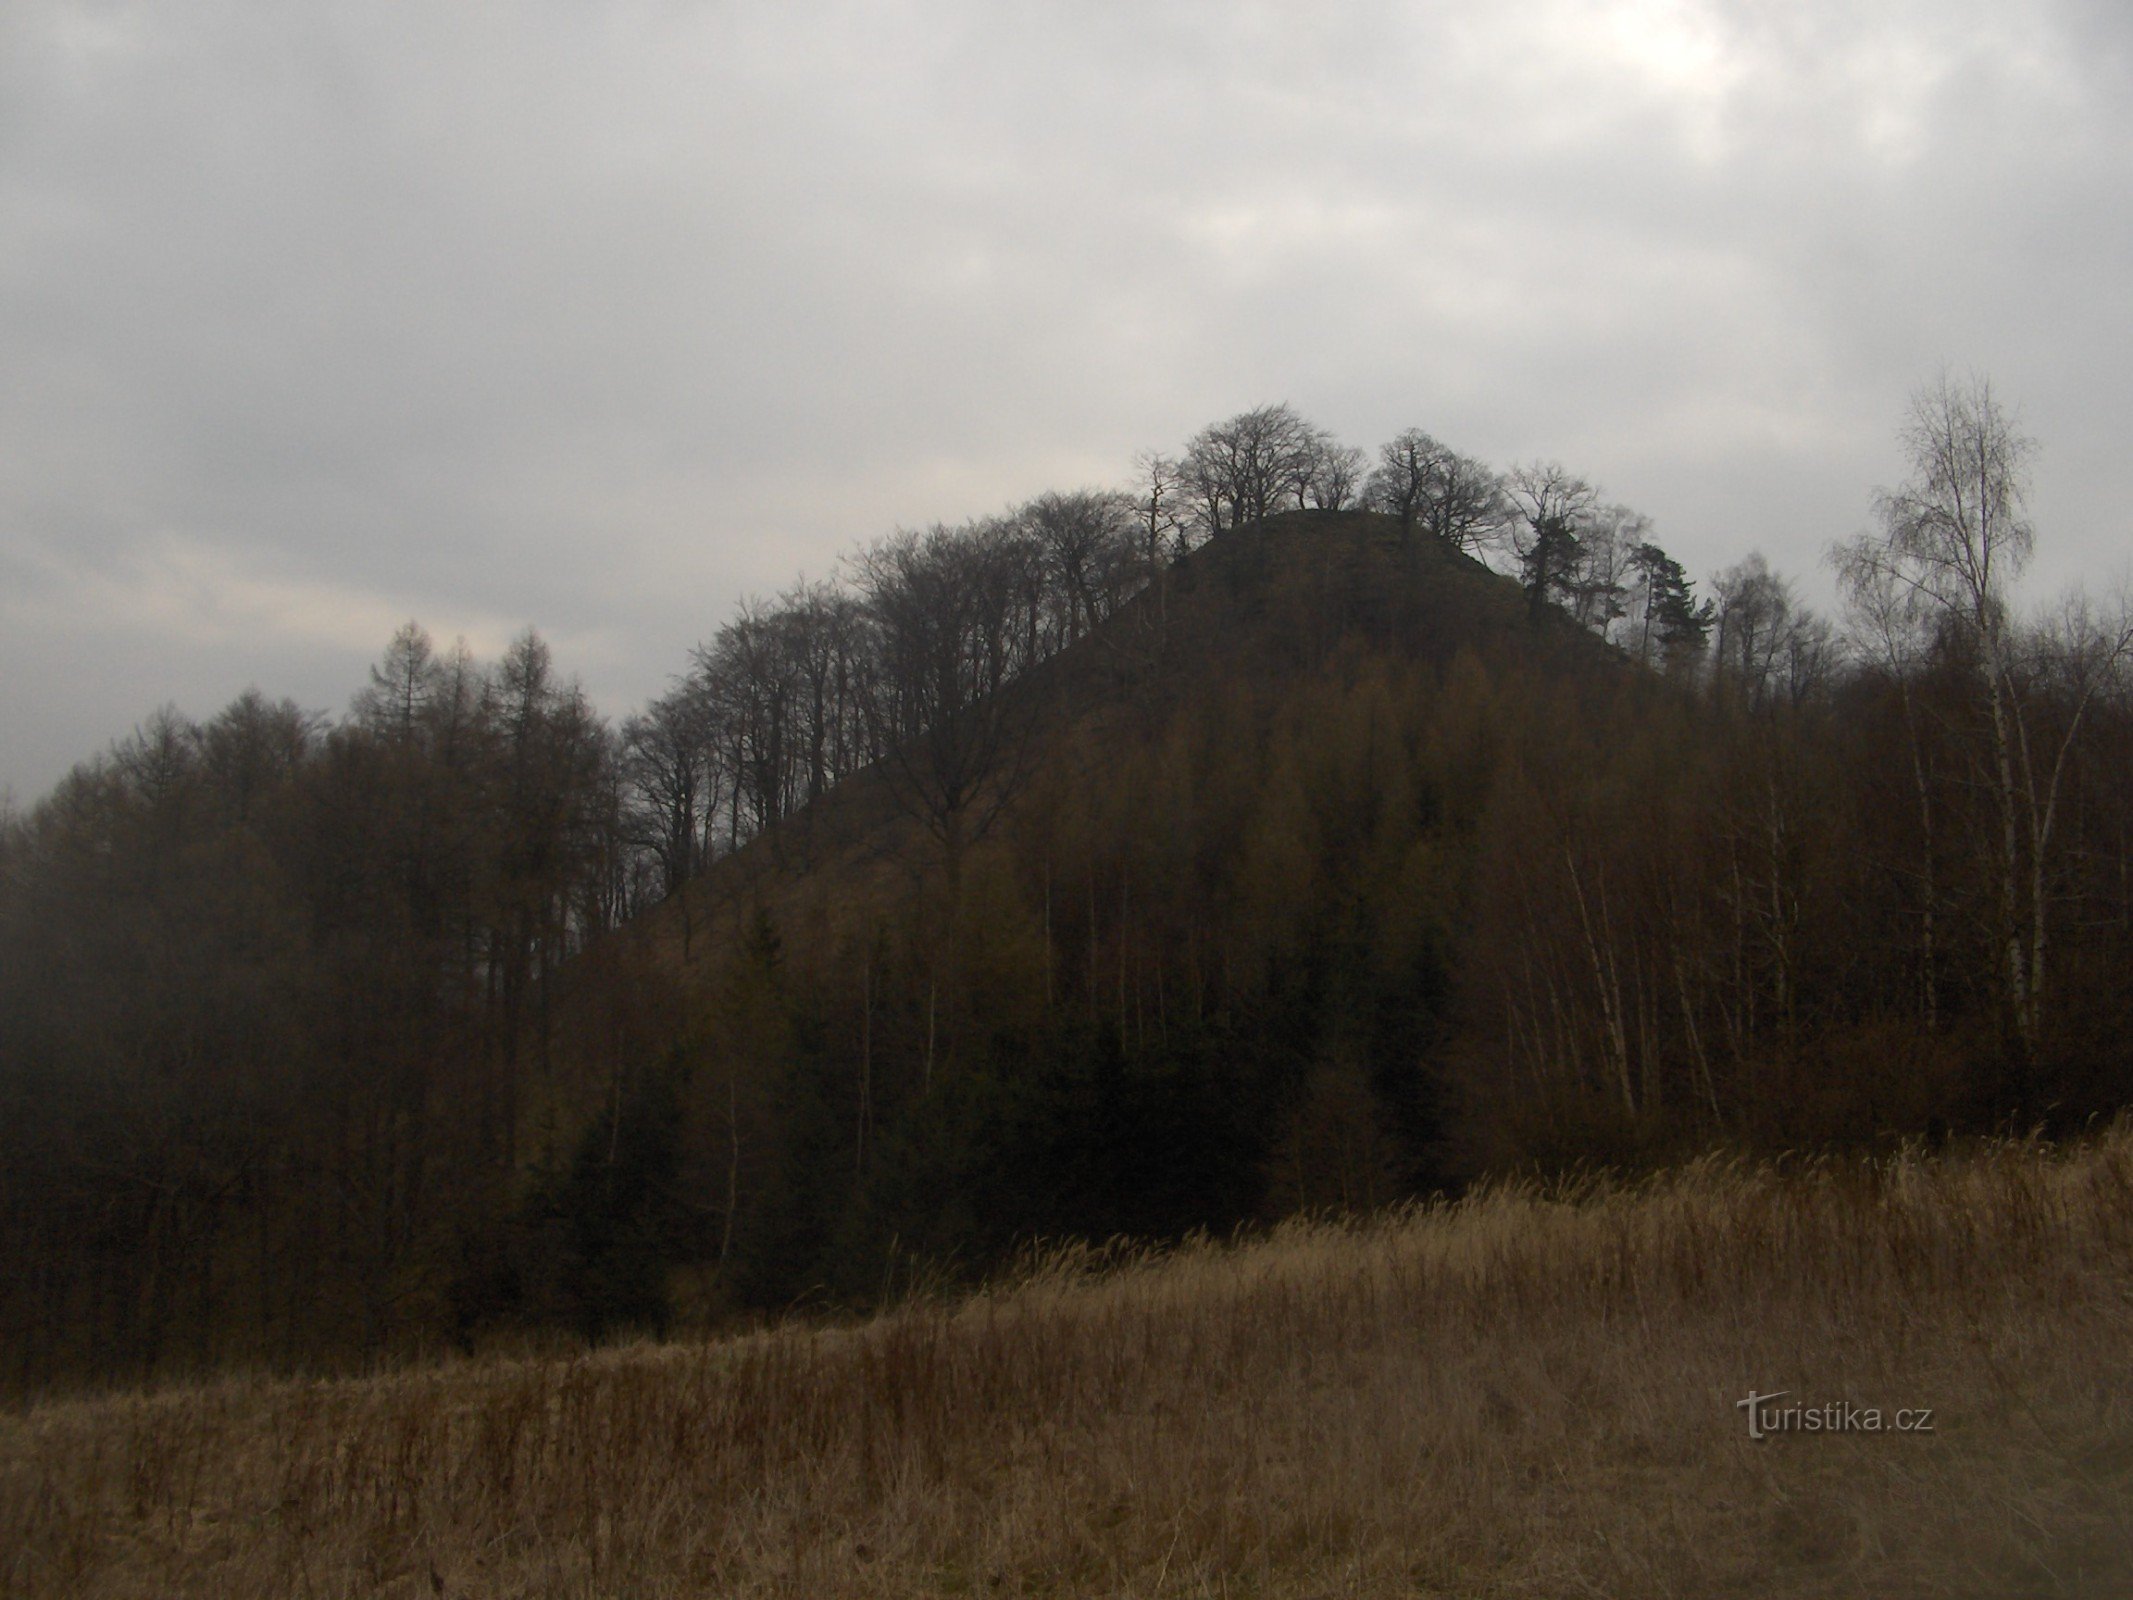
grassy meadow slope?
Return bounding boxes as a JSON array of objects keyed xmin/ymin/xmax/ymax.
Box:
[{"xmin": 7, "ymin": 1126, "xmax": 2132, "ymax": 1599}]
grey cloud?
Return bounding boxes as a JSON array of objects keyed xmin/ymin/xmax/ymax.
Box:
[{"xmin": 4, "ymin": 0, "xmax": 2130, "ymax": 799}]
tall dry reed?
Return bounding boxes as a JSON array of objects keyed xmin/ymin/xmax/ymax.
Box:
[{"xmin": 6, "ymin": 1130, "xmax": 2133, "ymax": 1597}]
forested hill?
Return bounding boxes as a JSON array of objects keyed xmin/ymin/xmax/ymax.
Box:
[{"xmin": 4, "ymin": 397, "xmax": 2130, "ymax": 1399}]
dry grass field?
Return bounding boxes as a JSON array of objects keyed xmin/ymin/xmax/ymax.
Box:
[{"xmin": 6, "ymin": 1128, "xmax": 2133, "ymax": 1599}]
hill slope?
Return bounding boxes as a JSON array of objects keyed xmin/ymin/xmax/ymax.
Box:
[
  {"xmin": 507, "ymin": 508, "xmax": 1642, "ymax": 1326},
  {"xmin": 7, "ymin": 502, "xmax": 2132, "ymax": 1394},
  {"xmin": 7, "ymin": 1127, "xmax": 2130, "ymax": 1597}
]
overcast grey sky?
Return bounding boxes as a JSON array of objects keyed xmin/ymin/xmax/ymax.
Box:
[{"xmin": 4, "ymin": 0, "xmax": 2129, "ymax": 803}]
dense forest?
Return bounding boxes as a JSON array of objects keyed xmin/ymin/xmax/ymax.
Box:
[{"xmin": 3, "ymin": 381, "xmax": 2129, "ymax": 1397}]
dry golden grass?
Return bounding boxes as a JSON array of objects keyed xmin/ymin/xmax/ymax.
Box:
[{"xmin": 7, "ymin": 1130, "xmax": 2133, "ymax": 1599}]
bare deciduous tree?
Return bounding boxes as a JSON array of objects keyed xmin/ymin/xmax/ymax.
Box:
[
  {"xmin": 852, "ymin": 521, "xmax": 1046, "ymax": 877},
  {"xmin": 1569, "ymin": 504, "xmax": 1643, "ymax": 639},
  {"xmin": 1296, "ymin": 434, "xmax": 1367, "ymax": 511},
  {"xmin": 1710, "ymin": 554, "xmax": 1832, "ymax": 710},
  {"xmin": 778, "ymin": 579, "xmax": 870, "ymax": 807},
  {"xmin": 1127, "ymin": 449, "xmax": 1192, "ymax": 564},
  {"xmin": 1851, "ymin": 373, "xmax": 2090, "ymax": 1046},
  {"xmin": 1183, "ymin": 403, "xmax": 1318, "ymax": 537},
  {"xmin": 1022, "ymin": 489, "xmax": 1137, "ymax": 645},
  {"xmin": 1366, "ymin": 430, "xmax": 1504, "ymax": 555},
  {"xmin": 620, "ymin": 687, "xmax": 721, "ymax": 902},
  {"xmin": 1503, "ymin": 462, "xmax": 1597, "ymax": 621}
]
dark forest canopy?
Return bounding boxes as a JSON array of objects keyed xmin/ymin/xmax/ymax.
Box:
[{"xmin": 3, "ymin": 382, "xmax": 2131, "ymax": 1396}]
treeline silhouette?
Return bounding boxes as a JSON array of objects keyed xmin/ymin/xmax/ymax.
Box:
[{"xmin": 2, "ymin": 385, "xmax": 2128, "ymax": 1395}]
